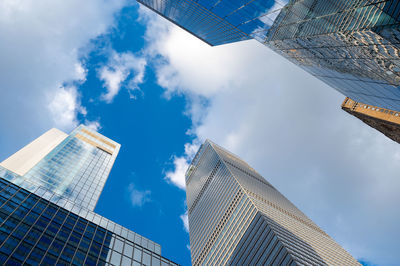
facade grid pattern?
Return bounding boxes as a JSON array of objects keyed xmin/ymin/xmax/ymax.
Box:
[
  {"xmin": 266, "ymin": 0, "xmax": 400, "ymax": 111},
  {"xmin": 0, "ymin": 177, "xmax": 177, "ymax": 266},
  {"xmin": 22, "ymin": 125, "xmax": 120, "ymax": 211},
  {"xmin": 0, "ymin": 126, "xmax": 178, "ymax": 265},
  {"xmin": 185, "ymin": 140, "xmax": 360, "ymax": 265}
]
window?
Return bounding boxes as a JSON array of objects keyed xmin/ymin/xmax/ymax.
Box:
[
  {"xmin": 123, "ymin": 243, "xmax": 133, "ymax": 257},
  {"xmin": 152, "ymin": 256, "xmax": 161, "ymax": 266},
  {"xmin": 143, "ymin": 252, "xmax": 151, "ymax": 266},
  {"xmin": 42, "ymin": 253, "xmax": 58, "ymax": 265},
  {"xmin": 110, "ymin": 251, "xmax": 122, "ymax": 265},
  {"xmin": 26, "ymin": 247, "xmax": 45, "ymax": 264},
  {"xmin": 134, "ymin": 247, "xmax": 142, "ymax": 262},
  {"xmin": 113, "ymin": 238, "xmax": 124, "ymax": 253},
  {"xmin": 121, "ymin": 256, "xmax": 132, "ymax": 266},
  {"xmin": 73, "ymin": 248, "xmax": 86, "ymax": 264}
]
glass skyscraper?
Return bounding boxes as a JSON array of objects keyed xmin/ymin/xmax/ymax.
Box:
[
  {"xmin": 185, "ymin": 140, "xmax": 360, "ymax": 265},
  {"xmin": 138, "ymin": 0, "xmax": 400, "ymax": 111},
  {"xmin": 0, "ymin": 125, "xmax": 177, "ymax": 265}
]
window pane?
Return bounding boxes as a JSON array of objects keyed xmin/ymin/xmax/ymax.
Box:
[
  {"xmin": 123, "ymin": 243, "xmax": 133, "ymax": 257},
  {"xmin": 133, "ymin": 247, "xmax": 142, "ymax": 262},
  {"xmin": 110, "ymin": 251, "xmax": 121, "ymax": 265},
  {"xmin": 143, "ymin": 252, "xmax": 151, "ymax": 266},
  {"xmin": 121, "ymin": 256, "xmax": 132, "ymax": 266},
  {"xmin": 113, "ymin": 238, "xmax": 123, "ymax": 253}
]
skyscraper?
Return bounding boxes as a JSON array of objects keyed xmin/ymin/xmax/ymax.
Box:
[
  {"xmin": 138, "ymin": 0, "xmax": 400, "ymax": 111},
  {"xmin": 266, "ymin": 1, "xmax": 400, "ymax": 111},
  {"xmin": 185, "ymin": 140, "xmax": 360, "ymax": 265},
  {"xmin": 342, "ymin": 97, "xmax": 400, "ymax": 144},
  {"xmin": 0, "ymin": 125, "xmax": 177, "ymax": 265}
]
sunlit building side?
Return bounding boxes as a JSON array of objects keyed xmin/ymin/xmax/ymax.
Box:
[{"xmin": 185, "ymin": 140, "xmax": 360, "ymax": 265}]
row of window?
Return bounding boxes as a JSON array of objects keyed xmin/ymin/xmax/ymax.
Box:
[
  {"xmin": 0, "ymin": 177, "xmax": 175, "ymax": 265},
  {"xmin": 0, "ymin": 168, "xmax": 161, "ymax": 255}
]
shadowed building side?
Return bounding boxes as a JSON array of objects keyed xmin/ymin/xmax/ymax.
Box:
[{"xmin": 342, "ymin": 97, "xmax": 400, "ymax": 144}]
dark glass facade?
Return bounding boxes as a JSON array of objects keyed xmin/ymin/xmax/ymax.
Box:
[
  {"xmin": 139, "ymin": 0, "xmax": 400, "ymax": 111},
  {"xmin": 0, "ymin": 126, "xmax": 178, "ymax": 265},
  {"xmin": 0, "ymin": 171, "xmax": 176, "ymax": 266}
]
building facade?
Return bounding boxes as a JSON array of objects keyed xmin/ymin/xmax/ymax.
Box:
[
  {"xmin": 266, "ymin": 0, "xmax": 400, "ymax": 111},
  {"xmin": 185, "ymin": 140, "xmax": 360, "ymax": 265},
  {"xmin": 138, "ymin": 0, "xmax": 400, "ymax": 111},
  {"xmin": 0, "ymin": 126, "xmax": 176, "ymax": 266},
  {"xmin": 342, "ymin": 97, "xmax": 400, "ymax": 144}
]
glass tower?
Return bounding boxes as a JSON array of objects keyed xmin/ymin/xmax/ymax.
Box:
[
  {"xmin": 138, "ymin": 0, "xmax": 400, "ymax": 111},
  {"xmin": 185, "ymin": 140, "xmax": 360, "ymax": 265},
  {"xmin": 0, "ymin": 126, "xmax": 177, "ymax": 266},
  {"xmin": 266, "ymin": 1, "xmax": 400, "ymax": 111}
]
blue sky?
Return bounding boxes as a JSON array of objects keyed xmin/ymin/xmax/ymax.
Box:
[{"xmin": 1, "ymin": 1, "xmax": 400, "ymax": 265}]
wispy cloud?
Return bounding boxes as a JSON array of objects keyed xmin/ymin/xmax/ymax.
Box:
[
  {"xmin": 99, "ymin": 51, "xmax": 147, "ymax": 103},
  {"xmin": 84, "ymin": 120, "xmax": 101, "ymax": 131},
  {"xmin": 128, "ymin": 183, "xmax": 151, "ymax": 207},
  {"xmin": 180, "ymin": 211, "xmax": 189, "ymax": 233},
  {"xmin": 164, "ymin": 142, "xmax": 199, "ymax": 190}
]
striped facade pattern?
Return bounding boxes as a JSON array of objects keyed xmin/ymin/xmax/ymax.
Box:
[{"xmin": 185, "ymin": 140, "xmax": 360, "ymax": 265}]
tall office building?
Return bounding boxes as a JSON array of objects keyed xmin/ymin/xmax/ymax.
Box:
[
  {"xmin": 266, "ymin": 1, "xmax": 400, "ymax": 111},
  {"xmin": 185, "ymin": 140, "xmax": 359, "ymax": 265},
  {"xmin": 0, "ymin": 125, "xmax": 176, "ymax": 265},
  {"xmin": 138, "ymin": 0, "xmax": 400, "ymax": 111},
  {"xmin": 342, "ymin": 97, "xmax": 400, "ymax": 144}
]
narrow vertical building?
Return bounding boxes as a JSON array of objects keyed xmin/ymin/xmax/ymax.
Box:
[
  {"xmin": 185, "ymin": 140, "xmax": 360, "ymax": 265},
  {"xmin": 342, "ymin": 97, "xmax": 400, "ymax": 144},
  {"xmin": 138, "ymin": 0, "xmax": 400, "ymax": 111},
  {"xmin": 0, "ymin": 125, "xmax": 177, "ymax": 265}
]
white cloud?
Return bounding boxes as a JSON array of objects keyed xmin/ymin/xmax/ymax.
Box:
[
  {"xmin": 47, "ymin": 86, "xmax": 82, "ymax": 130},
  {"xmin": 141, "ymin": 10, "xmax": 400, "ymax": 266},
  {"xmin": 180, "ymin": 211, "xmax": 189, "ymax": 233},
  {"xmin": 0, "ymin": 0, "xmax": 126, "ymax": 160},
  {"xmin": 84, "ymin": 120, "xmax": 101, "ymax": 132},
  {"xmin": 74, "ymin": 63, "xmax": 88, "ymax": 82},
  {"xmin": 128, "ymin": 183, "xmax": 152, "ymax": 207},
  {"xmin": 99, "ymin": 51, "xmax": 147, "ymax": 103},
  {"xmin": 165, "ymin": 157, "xmax": 189, "ymax": 190},
  {"xmin": 164, "ymin": 142, "xmax": 200, "ymax": 190}
]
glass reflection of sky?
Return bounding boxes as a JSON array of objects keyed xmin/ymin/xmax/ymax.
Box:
[
  {"xmin": 138, "ymin": 0, "xmax": 290, "ymax": 45},
  {"xmin": 266, "ymin": 0, "xmax": 400, "ymax": 111},
  {"xmin": 0, "ymin": 167, "xmax": 166, "ymax": 260},
  {"xmin": 22, "ymin": 132, "xmax": 114, "ymax": 211},
  {"xmin": 140, "ymin": 0, "xmax": 400, "ymax": 110}
]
